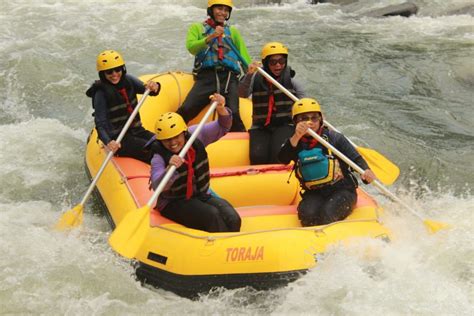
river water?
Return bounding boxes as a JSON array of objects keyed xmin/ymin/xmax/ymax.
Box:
[{"xmin": 1, "ymin": 0, "xmax": 473, "ymax": 314}]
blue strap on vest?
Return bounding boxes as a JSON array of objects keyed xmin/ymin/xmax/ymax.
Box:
[
  {"xmin": 194, "ymin": 25, "xmax": 241, "ymax": 74},
  {"xmin": 222, "ymin": 36, "xmax": 248, "ymax": 69}
]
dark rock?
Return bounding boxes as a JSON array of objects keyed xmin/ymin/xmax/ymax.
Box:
[
  {"xmin": 361, "ymin": 2, "xmax": 418, "ymax": 18},
  {"xmin": 310, "ymin": 0, "xmax": 358, "ymax": 4},
  {"xmin": 446, "ymin": 4, "xmax": 474, "ymax": 16}
]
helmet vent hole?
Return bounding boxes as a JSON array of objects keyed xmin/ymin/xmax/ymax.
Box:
[{"xmin": 170, "ymin": 124, "xmax": 176, "ymax": 129}]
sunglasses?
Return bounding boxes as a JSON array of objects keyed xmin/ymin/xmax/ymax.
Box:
[
  {"xmin": 295, "ymin": 114, "xmax": 321, "ymax": 123},
  {"xmin": 104, "ymin": 67, "xmax": 123, "ymax": 75},
  {"xmin": 268, "ymin": 57, "xmax": 286, "ymax": 66}
]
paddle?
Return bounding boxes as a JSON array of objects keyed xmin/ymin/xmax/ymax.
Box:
[
  {"xmin": 306, "ymin": 128, "xmax": 449, "ymax": 234},
  {"xmin": 108, "ymin": 100, "xmax": 220, "ymax": 258},
  {"xmin": 55, "ymin": 89, "xmax": 151, "ymax": 231},
  {"xmin": 223, "ymin": 37, "xmax": 399, "ymax": 186},
  {"xmin": 255, "ymin": 66, "xmax": 400, "ymax": 186}
]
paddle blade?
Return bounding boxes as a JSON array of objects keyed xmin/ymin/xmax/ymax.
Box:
[
  {"xmin": 424, "ymin": 219, "xmax": 450, "ymax": 234},
  {"xmin": 108, "ymin": 205, "xmax": 151, "ymax": 259},
  {"xmin": 357, "ymin": 146, "xmax": 400, "ymax": 185},
  {"xmin": 55, "ymin": 204, "xmax": 84, "ymax": 231}
]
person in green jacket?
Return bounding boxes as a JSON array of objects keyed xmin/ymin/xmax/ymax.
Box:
[{"xmin": 177, "ymin": 0, "xmax": 251, "ymax": 132}]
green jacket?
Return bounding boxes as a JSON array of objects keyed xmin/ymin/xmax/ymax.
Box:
[{"xmin": 185, "ymin": 22, "xmax": 251, "ymax": 66}]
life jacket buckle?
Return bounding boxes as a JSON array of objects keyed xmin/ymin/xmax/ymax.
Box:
[{"xmin": 246, "ymin": 168, "xmax": 260, "ymax": 175}]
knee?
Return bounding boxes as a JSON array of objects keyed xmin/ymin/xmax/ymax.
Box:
[
  {"xmin": 318, "ymin": 197, "xmax": 354, "ymax": 225},
  {"xmin": 227, "ymin": 213, "xmax": 241, "ymax": 232},
  {"xmin": 205, "ymin": 207, "xmax": 221, "ymax": 222},
  {"xmin": 203, "ymin": 208, "xmax": 226, "ymax": 233},
  {"xmin": 297, "ymin": 203, "xmax": 317, "ymax": 227},
  {"xmin": 219, "ymin": 204, "xmax": 241, "ymax": 232},
  {"xmin": 299, "ymin": 216, "xmax": 317, "ymax": 227}
]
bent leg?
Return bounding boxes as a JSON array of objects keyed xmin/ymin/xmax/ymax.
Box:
[
  {"xmin": 316, "ymin": 189, "xmax": 357, "ymax": 225},
  {"xmin": 161, "ymin": 198, "xmax": 228, "ymax": 232},
  {"xmin": 177, "ymin": 71, "xmax": 216, "ymax": 123},
  {"xmin": 206, "ymin": 196, "xmax": 241, "ymax": 232},
  {"xmin": 224, "ymin": 74, "xmax": 245, "ymax": 132},
  {"xmin": 249, "ymin": 128, "xmax": 271, "ymax": 165},
  {"xmin": 270, "ymin": 125, "xmax": 294, "ymax": 164},
  {"xmin": 297, "ymin": 190, "xmax": 326, "ymax": 227}
]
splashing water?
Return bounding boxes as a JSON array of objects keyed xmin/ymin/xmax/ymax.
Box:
[{"xmin": 0, "ymin": 0, "xmax": 472, "ymax": 314}]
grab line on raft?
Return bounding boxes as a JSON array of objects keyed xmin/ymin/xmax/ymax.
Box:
[{"xmin": 151, "ymin": 218, "xmax": 382, "ymax": 241}]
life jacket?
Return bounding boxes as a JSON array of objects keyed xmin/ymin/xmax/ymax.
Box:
[
  {"xmin": 86, "ymin": 75, "xmax": 141, "ymax": 136},
  {"xmin": 157, "ymin": 137, "xmax": 210, "ymax": 200},
  {"xmin": 295, "ymin": 132, "xmax": 344, "ymax": 190},
  {"xmin": 194, "ymin": 22, "xmax": 241, "ymax": 74},
  {"xmin": 251, "ymin": 67, "xmax": 296, "ymax": 127}
]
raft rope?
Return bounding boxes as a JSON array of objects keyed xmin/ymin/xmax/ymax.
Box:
[
  {"xmin": 210, "ymin": 164, "xmax": 292, "ymax": 178},
  {"xmin": 153, "ymin": 217, "xmax": 384, "ymax": 242},
  {"xmin": 148, "ymin": 71, "xmax": 184, "ymax": 107},
  {"xmin": 124, "ymin": 164, "xmax": 294, "ymax": 181}
]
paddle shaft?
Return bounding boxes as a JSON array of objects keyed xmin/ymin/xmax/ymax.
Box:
[
  {"xmin": 227, "ymin": 45, "xmax": 368, "ymax": 150},
  {"xmin": 79, "ymin": 89, "xmax": 151, "ymax": 206},
  {"xmin": 145, "ymin": 100, "xmax": 219, "ymax": 208},
  {"xmin": 306, "ymin": 129, "xmax": 426, "ymax": 221},
  {"xmin": 255, "ymin": 67, "xmax": 361, "ymax": 148}
]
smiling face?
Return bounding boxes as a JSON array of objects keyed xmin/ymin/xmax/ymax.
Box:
[
  {"xmin": 104, "ymin": 67, "xmax": 123, "ymax": 85},
  {"xmin": 211, "ymin": 5, "xmax": 230, "ymax": 23},
  {"xmin": 267, "ymin": 54, "xmax": 287, "ymax": 77},
  {"xmin": 161, "ymin": 132, "xmax": 186, "ymax": 154}
]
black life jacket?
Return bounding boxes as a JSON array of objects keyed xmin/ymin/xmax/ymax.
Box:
[
  {"xmin": 156, "ymin": 137, "xmax": 210, "ymax": 200},
  {"xmin": 251, "ymin": 66, "xmax": 296, "ymax": 127},
  {"xmin": 86, "ymin": 75, "xmax": 141, "ymax": 136}
]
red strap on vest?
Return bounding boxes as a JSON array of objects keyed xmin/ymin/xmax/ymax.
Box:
[
  {"xmin": 118, "ymin": 88, "xmax": 133, "ymax": 114},
  {"xmin": 264, "ymin": 80, "xmax": 275, "ymax": 126},
  {"xmin": 300, "ymin": 126, "xmax": 324, "ymax": 149},
  {"xmin": 184, "ymin": 146, "xmax": 196, "ymax": 199},
  {"xmin": 205, "ymin": 18, "xmax": 224, "ymax": 61}
]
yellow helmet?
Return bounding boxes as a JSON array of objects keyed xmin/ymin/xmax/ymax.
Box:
[
  {"xmin": 261, "ymin": 42, "xmax": 289, "ymax": 60},
  {"xmin": 154, "ymin": 112, "xmax": 188, "ymax": 140},
  {"xmin": 292, "ymin": 98, "xmax": 322, "ymax": 119},
  {"xmin": 96, "ymin": 50, "xmax": 125, "ymax": 72},
  {"xmin": 208, "ymin": 0, "xmax": 233, "ymax": 8}
]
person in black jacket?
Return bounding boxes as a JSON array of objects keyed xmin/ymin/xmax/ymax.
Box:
[
  {"xmin": 239, "ymin": 42, "xmax": 305, "ymax": 164},
  {"xmin": 86, "ymin": 50, "xmax": 160, "ymax": 163},
  {"xmin": 278, "ymin": 98, "xmax": 376, "ymax": 226}
]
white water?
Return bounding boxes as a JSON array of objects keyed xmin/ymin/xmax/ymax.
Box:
[{"xmin": 1, "ymin": 0, "xmax": 473, "ymax": 314}]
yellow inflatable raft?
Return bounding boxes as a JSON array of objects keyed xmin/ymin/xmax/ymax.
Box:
[{"xmin": 86, "ymin": 72, "xmax": 391, "ymax": 298}]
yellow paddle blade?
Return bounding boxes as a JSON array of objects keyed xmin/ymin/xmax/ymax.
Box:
[
  {"xmin": 108, "ymin": 205, "xmax": 151, "ymax": 259},
  {"xmin": 357, "ymin": 146, "xmax": 400, "ymax": 185},
  {"xmin": 424, "ymin": 219, "xmax": 451, "ymax": 234},
  {"xmin": 55, "ymin": 204, "xmax": 84, "ymax": 231}
]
